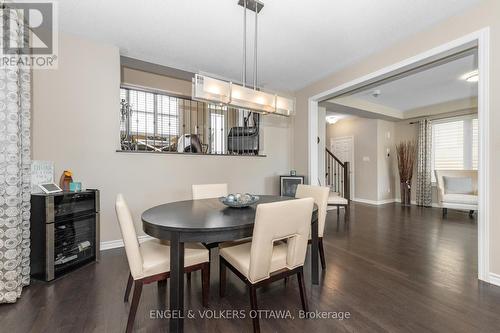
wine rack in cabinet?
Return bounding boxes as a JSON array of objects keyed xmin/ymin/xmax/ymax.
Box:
[{"xmin": 30, "ymin": 190, "xmax": 100, "ymax": 281}]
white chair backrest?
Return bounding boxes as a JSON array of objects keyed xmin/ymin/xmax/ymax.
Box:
[
  {"xmin": 434, "ymin": 170, "xmax": 478, "ymax": 200},
  {"xmin": 192, "ymin": 183, "xmax": 228, "ymax": 200},
  {"xmin": 249, "ymin": 198, "xmax": 314, "ymax": 283},
  {"xmin": 295, "ymin": 184, "xmax": 329, "ymax": 237},
  {"xmin": 115, "ymin": 194, "xmax": 143, "ymax": 279}
]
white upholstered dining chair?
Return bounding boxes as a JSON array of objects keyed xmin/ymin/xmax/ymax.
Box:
[
  {"xmin": 190, "ymin": 183, "xmax": 229, "ymax": 277},
  {"xmin": 219, "ymin": 198, "xmax": 314, "ymax": 333},
  {"xmin": 295, "ymin": 184, "xmax": 330, "ymax": 270},
  {"xmin": 115, "ymin": 194, "xmax": 210, "ymax": 333},
  {"xmin": 192, "ymin": 183, "xmax": 228, "ymax": 200}
]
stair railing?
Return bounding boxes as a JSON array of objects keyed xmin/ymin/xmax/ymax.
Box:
[{"xmin": 325, "ymin": 147, "xmax": 350, "ymax": 201}]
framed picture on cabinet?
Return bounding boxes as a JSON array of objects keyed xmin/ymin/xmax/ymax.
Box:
[{"xmin": 280, "ymin": 175, "xmax": 304, "ymax": 197}]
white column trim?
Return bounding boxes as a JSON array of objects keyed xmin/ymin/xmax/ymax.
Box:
[{"xmin": 307, "ymin": 27, "xmax": 491, "ymax": 282}]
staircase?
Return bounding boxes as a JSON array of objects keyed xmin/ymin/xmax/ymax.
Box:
[{"xmin": 325, "ymin": 148, "xmax": 350, "ymax": 202}]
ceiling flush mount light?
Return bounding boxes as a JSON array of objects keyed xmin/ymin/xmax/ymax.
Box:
[
  {"xmin": 326, "ymin": 115, "xmax": 339, "ymax": 124},
  {"xmin": 461, "ymin": 70, "xmax": 479, "ymax": 83},
  {"xmin": 192, "ymin": 0, "xmax": 295, "ymax": 116}
]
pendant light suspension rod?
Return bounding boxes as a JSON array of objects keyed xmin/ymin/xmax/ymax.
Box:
[
  {"xmin": 253, "ymin": 1, "xmax": 258, "ymax": 90},
  {"xmin": 193, "ymin": 1, "xmax": 295, "ymax": 117},
  {"xmin": 242, "ymin": 0, "xmax": 247, "ymax": 87}
]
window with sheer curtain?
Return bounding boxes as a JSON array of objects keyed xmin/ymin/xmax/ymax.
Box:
[{"xmin": 431, "ymin": 116, "xmax": 478, "ymax": 181}]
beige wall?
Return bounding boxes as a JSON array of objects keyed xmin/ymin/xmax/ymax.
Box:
[
  {"xmin": 122, "ymin": 67, "xmax": 192, "ymax": 97},
  {"xmin": 295, "ymin": 0, "xmax": 500, "ymax": 274},
  {"xmin": 326, "ymin": 118, "xmax": 378, "ymax": 201},
  {"xmin": 32, "ymin": 33, "xmax": 292, "ymax": 242},
  {"xmin": 326, "ymin": 118, "xmax": 395, "ymax": 202},
  {"xmin": 377, "ymin": 120, "xmax": 395, "ymax": 201}
]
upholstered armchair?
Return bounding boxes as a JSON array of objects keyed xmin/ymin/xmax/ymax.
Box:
[{"xmin": 434, "ymin": 170, "xmax": 478, "ymax": 217}]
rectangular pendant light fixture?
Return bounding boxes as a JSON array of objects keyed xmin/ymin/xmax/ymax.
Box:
[
  {"xmin": 276, "ymin": 95, "xmax": 295, "ymax": 117},
  {"xmin": 192, "ymin": 74, "xmax": 295, "ymax": 116},
  {"xmin": 192, "ymin": 1, "xmax": 295, "ymax": 117},
  {"xmin": 231, "ymin": 84, "xmax": 276, "ymax": 113},
  {"xmin": 192, "ymin": 74, "xmax": 231, "ymax": 104}
]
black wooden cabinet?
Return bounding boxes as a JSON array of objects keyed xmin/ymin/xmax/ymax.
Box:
[{"xmin": 30, "ymin": 190, "xmax": 100, "ymax": 281}]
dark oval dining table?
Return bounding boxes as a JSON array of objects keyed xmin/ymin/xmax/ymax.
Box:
[{"xmin": 142, "ymin": 195, "xmax": 319, "ymax": 333}]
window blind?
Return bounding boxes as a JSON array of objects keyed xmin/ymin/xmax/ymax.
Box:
[
  {"xmin": 431, "ymin": 117, "xmax": 479, "ymax": 182},
  {"xmin": 120, "ymin": 88, "xmax": 179, "ymax": 137},
  {"xmin": 118, "ymin": 86, "xmax": 260, "ymax": 155},
  {"xmin": 432, "ymin": 120, "xmax": 464, "ymax": 170},
  {"xmin": 157, "ymin": 95, "xmax": 180, "ymax": 136},
  {"xmin": 472, "ymin": 118, "xmax": 478, "ymax": 170}
]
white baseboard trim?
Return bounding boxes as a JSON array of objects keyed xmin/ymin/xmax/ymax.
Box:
[
  {"xmin": 100, "ymin": 235, "xmax": 154, "ymax": 251},
  {"xmin": 488, "ymin": 273, "xmax": 500, "ymax": 287},
  {"xmin": 393, "ymin": 199, "xmax": 443, "ymax": 208},
  {"xmin": 352, "ymin": 198, "xmax": 396, "ymax": 206}
]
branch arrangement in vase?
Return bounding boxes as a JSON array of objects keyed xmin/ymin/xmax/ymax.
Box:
[{"xmin": 396, "ymin": 140, "xmax": 417, "ymax": 206}]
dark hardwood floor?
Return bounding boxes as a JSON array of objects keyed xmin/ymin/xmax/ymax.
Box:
[{"xmin": 2, "ymin": 203, "xmax": 500, "ymax": 332}]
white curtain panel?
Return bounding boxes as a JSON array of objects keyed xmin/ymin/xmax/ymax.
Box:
[
  {"xmin": 0, "ymin": 8, "xmax": 32, "ymax": 303},
  {"xmin": 416, "ymin": 119, "xmax": 432, "ymax": 207}
]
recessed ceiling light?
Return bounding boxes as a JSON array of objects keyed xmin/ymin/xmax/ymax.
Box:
[
  {"xmin": 371, "ymin": 89, "xmax": 381, "ymax": 98},
  {"xmin": 461, "ymin": 70, "xmax": 479, "ymax": 83},
  {"xmin": 326, "ymin": 115, "xmax": 339, "ymax": 124}
]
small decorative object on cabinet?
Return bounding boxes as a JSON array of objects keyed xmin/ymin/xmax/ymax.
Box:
[
  {"xmin": 59, "ymin": 170, "xmax": 73, "ymax": 191},
  {"xmin": 69, "ymin": 181, "xmax": 82, "ymax": 192},
  {"xmin": 280, "ymin": 175, "xmax": 305, "ymax": 197},
  {"xmin": 30, "ymin": 189, "xmax": 100, "ymax": 281},
  {"xmin": 31, "ymin": 160, "xmax": 55, "ymax": 193}
]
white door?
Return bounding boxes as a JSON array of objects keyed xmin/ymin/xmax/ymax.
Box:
[{"xmin": 330, "ymin": 137, "xmax": 354, "ymax": 199}]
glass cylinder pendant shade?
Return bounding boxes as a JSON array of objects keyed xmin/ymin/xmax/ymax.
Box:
[
  {"xmin": 230, "ymin": 84, "xmax": 276, "ymax": 113},
  {"xmin": 192, "ymin": 74, "xmax": 231, "ymax": 104}
]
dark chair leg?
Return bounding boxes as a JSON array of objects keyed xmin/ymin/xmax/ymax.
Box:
[
  {"xmin": 318, "ymin": 238, "xmax": 326, "ymax": 270},
  {"xmin": 124, "ymin": 272, "xmax": 133, "ymax": 302},
  {"xmin": 336, "ymin": 206, "xmax": 340, "ymax": 223},
  {"xmin": 442, "ymin": 208, "xmax": 448, "ymax": 218},
  {"xmin": 157, "ymin": 279, "xmax": 167, "ymax": 288},
  {"xmin": 249, "ymin": 286, "xmax": 260, "ymax": 333},
  {"xmin": 219, "ymin": 259, "xmax": 226, "ymax": 297},
  {"xmin": 297, "ymin": 269, "xmax": 309, "ymax": 313},
  {"xmin": 202, "ymin": 262, "xmax": 210, "ymax": 307},
  {"xmin": 284, "ymin": 276, "xmax": 289, "ymax": 285},
  {"xmin": 126, "ymin": 280, "xmax": 143, "ymax": 333},
  {"xmin": 344, "ymin": 205, "xmax": 349, "ymax": 223},
  {"xmin": 186, "ymin": 272, "xmax": 191, "ymax": 282}
]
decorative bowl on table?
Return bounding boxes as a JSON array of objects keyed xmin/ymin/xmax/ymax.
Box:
[{"xmin": 219, "ymin": 193, "xmax": 260, "ymax": 208}]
